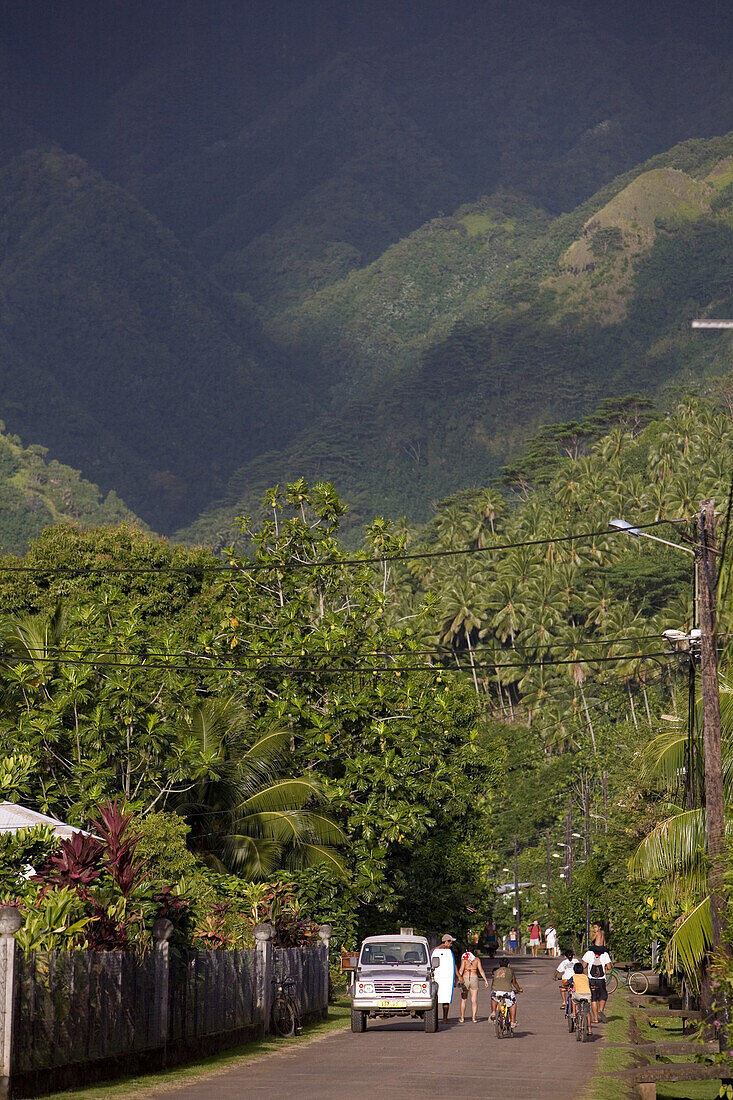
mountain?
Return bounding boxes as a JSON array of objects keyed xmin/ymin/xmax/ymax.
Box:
[
  {"xmin": 179, "ymin": 134, "xmax": 733, "ymax": 546},
  {"xmin": 0, "ymin": 146, "xmax": 304, "ymax": 531},
  {"xmin": 0, "ymin": 422, "xmax": 140, "ymax": 556}
]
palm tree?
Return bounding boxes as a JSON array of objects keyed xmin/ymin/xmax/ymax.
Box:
[{"xmin": 174, "ymin": 698, "xmax": 345, "ymax": 879}]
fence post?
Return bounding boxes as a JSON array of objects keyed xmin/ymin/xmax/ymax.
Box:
[
  {"xmin": 0, "ymin": 907, "xmax": 22, "ymax": 1100},
  {"xmin": 254, "ymin": 922, "xmax": 275, "ymax": 1034},
  {"xmin": 318, "ymin": 924, "xmax": 332, "ymax": 1018},
  {"xmin": 152, "ymin": 918, "xmax": 173, "ymax": 1064}
]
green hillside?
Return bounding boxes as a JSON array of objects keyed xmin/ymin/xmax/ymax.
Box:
[
  {"xmin": 180, "ymin": 134, "xmax": 733, "ymax": 547},
  {"xmin": 0, "ymin": 423, "xmax": 141, "ymax": 556},
  {"xmin": 0, "ymin": 147, "xmax": 300, "ymax": 531}
]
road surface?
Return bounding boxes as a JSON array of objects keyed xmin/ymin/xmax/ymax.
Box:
[{"xmin": 152, "ymin": 956, "xmax": 605, "ymax": 1099}]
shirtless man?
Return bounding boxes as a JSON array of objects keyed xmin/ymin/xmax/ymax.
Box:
[
  {"xmin": 457, "ymin": 947, "xmax": 489, "ymax": 1023},
  {"xmin": 491, "ymin": 957, "xmax": 523, "ymax": 1029}
]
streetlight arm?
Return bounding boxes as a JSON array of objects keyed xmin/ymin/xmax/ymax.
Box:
[{"xmin": 609, "ymin": 519, "xmax": 695, "ymax": 555}]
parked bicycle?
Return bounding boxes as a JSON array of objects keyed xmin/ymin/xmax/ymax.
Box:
[
  {"xmin": 271, "ymin": 975, "xmax": 302, "ymax": 1038},
  {"xmin": 605, "ymin": 966, "xmax": 649, "ymax": 996}
]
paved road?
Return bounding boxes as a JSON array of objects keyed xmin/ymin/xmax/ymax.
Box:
[{"xmin": 154, "ymin": 957, "xmax": 606, "ymax": 1099}]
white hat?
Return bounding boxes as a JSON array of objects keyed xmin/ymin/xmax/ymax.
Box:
[{"xmin": 441, "ymin": 933, "xmax": 455, "ymax": 943}]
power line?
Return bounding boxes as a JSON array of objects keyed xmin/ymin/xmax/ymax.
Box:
[
  {"xmin": 0, "ymin": 519, "xmax": 684, "ymax": 576},
  {"xmin": 0, "ymin": 648, "xmax": 676, "ymax": 676}
]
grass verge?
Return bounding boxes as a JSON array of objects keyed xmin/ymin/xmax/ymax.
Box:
[
  {"xmin": 39, "ymin": 1000, "xmax": 351, "ymax": 1100},
  {"xmin": 584, "ymin": 995, "xmax": 720, "ymax": 1100}
]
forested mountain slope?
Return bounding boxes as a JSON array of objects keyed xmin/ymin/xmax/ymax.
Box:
[
  {"xmin": 0, "ymin": 424, "xmax": 140, "ymax": 556},
  {"xmin": 180, "ymin": 135, "xmax": 733, "ymax": 545},
  {"xmin": 0, "ymin": 147, "xmax": 301, "ymax": 531}
]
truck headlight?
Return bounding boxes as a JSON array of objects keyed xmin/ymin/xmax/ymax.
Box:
[
  {"xmin": 411, "ymin": 982, "xmax": 428, "ymax": 994},
  {"xmin": 357, "ymin": 982, "xmax": 374, "ymax": 994}
]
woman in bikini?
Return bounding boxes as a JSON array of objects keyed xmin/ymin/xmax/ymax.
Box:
[{"xmin": 457, "ymin": 947, "xmax": 489, "ymax": 1022}]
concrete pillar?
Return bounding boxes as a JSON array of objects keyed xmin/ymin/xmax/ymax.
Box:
[
  {"xmin": 254, "ymin": 922, "xmax": 275, "ymax": 1033},
  {"xmin": 0, "ymin": 907, "xmax": 22, "ymax": 1100},
  {"xmin": 318, "ymin": 924, "xmax": 332, "ymax": 1017},
  {"xmin": 152, "ymin": 918, "xmax": 174, "ymax": 1061}
]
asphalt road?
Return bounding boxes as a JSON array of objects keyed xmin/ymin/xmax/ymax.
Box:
[{"xmin": 155, "ymin": 956, "xmax": 605, "ymax": 1099}]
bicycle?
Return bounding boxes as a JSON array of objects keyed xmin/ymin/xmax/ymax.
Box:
[
  {"xmin": 564, "ymin": 992, "xmax": 575, "ymax": 1033},
  {"xmin": 605, "ymin": 966, "xmax": 649, "ymax": 996},
  {"xmin": 494, "ymin": 993, "xmax": 514, "ymax": 1038},
  {"xmin": 271, "ymin": 975, "xmax": 302, "ymax": 1038},
  {"xmin": 574, "ymin": 998, "xmax": 591, "ymax": 1042}
]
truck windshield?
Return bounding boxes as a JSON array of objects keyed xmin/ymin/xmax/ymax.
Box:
[{"xmin": 360, "ymin": 942, "xmax": 427, "ymax": 966}]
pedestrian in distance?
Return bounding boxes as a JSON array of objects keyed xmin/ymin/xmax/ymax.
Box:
[
  {"xmin": 457, "ymin": 946, "xmax": 489, "ymax": 1023},
  {"xmin": 582, "ymin": 943, "xmax": 612, "ymax": 1023},
  {"xmin": 589, "ymin": 921, "xmax": 606, "ymax": 949},
  {"xmin": 483, "ymin": 919, "xmax": 498, "ymax": 958},
  {"xmin": 545, "ymin": 921, "xmax": 559, "ymax": 958},
  {"xmin": 508, "ymin": 927, "xmax": 517, "ymax": 953},
  {"xmin": 527, "ymin": 918, "xmax": 543, "ymax": 957},
  {"xmin": 430, "ymin": 934, "xmax": 457, "ymax": 1022}
]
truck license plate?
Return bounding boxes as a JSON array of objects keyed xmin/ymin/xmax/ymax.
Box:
[{"xmin": 378, "ymin": 1000, "xmax": 408, "ymax": 1007}]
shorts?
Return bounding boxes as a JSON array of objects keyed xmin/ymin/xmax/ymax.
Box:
[
  {"xmin": 571, "ymin": 992, "xmax": 591, "ymax": 1003},
  {"xmin": 461, "ymin": 973, "xmax": 479, "ymax": 991},
  {"xmin": 508, "ymin": 939, "xmax": 517, "ymax": 949},
  {"xmin": 589, "ymin": 978, "xmax": 607, "ymax": 1002},
  {"xmin": 529, "ymin": 937, "xmax": 540, "ymax": 946},
  {"xmin": 493, "ymin": 990, "xmax": 516, "ymax": 1005}
]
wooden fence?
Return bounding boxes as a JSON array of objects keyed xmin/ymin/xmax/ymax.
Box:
[{"xmin": 0, "ymin": 909, "xmax": 331, "ymax": 1098}]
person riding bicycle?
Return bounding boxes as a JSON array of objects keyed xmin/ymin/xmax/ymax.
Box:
[
  {"xmin": 490, "ymin": 957, "xmax": 523, "ymax": 1030},
  {"xmin": 582, "ymin": 943, "xmax": 612, "ymax": 1023},
  {"xmin": 554, "ymin": 948, "xmax": 581, "ymax": 1008},
  {"xmin": 568, "ymin": 962, "xmax": 592, "ymax": 1036}
]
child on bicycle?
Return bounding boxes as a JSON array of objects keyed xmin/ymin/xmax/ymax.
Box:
[
  {"xmin": 490, "ymin": 957, "xmax": 523, "ymax": 1030},
  {"xmin": 554, "ymin": 949, "xmax": 581, "ymax": 1009},
  {"xmin": 568, "ymin": 962, "xmax": 592, "ymax": 1035}
]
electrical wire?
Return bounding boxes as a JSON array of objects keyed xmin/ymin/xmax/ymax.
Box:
[{"xmin": 0, "ymin": 519, "xmax": 686, "ymax": 576}]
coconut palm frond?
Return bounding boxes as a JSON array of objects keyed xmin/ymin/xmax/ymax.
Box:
[
  {"xmin": 664, "ymin": 897, "xmax": 711, "ymax": 980},
  {"xmin": 655, "ymin": 866, "xmax": 709, "ymax": 917},
  {"xmin": 638, "ymin": 727, "xmax": 687, "ymax": 784},
  {"xmin": 221, "ymin": 833, "xmax": 281, "ymax": 878},
  {"xmin": 281, "ymin": 840, "xmax": 347, "ymax": 877},
  {"xmin": 238, "ymin": 778, "xmax": 323, "ymax": 816},
  {"xmin": 629, "ymin": 809, "xmax": 707, "ymax": 881}
]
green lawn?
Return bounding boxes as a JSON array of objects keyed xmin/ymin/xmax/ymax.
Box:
[
  {"xmin": 584, "ymin": 995, "xmax": 721, "ymax": 1100},
  {"xmin": 40, "ymin": 1001, "xmax": 351, "ymax": 1100}
]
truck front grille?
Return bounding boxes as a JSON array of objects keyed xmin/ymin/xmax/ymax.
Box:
[{"xmin": 374, "ymin": 980, "xmax": 412, "ymax": 994}]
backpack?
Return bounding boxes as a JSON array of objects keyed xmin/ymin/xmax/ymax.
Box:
[{"xmin": 590, "ymin": 958, "xmax": 605, "ymax": 978}]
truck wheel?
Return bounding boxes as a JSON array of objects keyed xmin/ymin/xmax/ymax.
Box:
[
  {"xmin": 423, "ymin": 999, "xmax": 439, "ymax": 1033},
  {"xmin": 351, "ymin": 1008, "xmax": 367, "ymax": 1033}
]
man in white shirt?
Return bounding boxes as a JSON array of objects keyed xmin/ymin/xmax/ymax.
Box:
[
  {"xmin": 545, "ymin": 923, "xmax": 559, "ymax": 957},
  {"xmin": 554, "ymin": 949, "xmax": 580, "ymax": 1007},
  {"xmin": 582, "ymin": 945, "xmax": 612, "ymax": 1023}
]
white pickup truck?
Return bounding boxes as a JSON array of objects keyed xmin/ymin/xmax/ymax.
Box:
[{"xmin": 349, "ymin": 933, "xmax": 438, "ymax": 1033}]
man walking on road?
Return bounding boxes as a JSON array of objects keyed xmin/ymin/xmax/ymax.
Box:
[
  {"xmin": 527, "ymin": 918, "xmax": 543, "ymax": 957},
  {"xmin": 582, "ymin": 943, "xmax": 612, "ymax": 1023}
]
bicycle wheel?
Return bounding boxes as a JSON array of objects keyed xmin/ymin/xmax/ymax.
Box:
[
  {"xmin": 495, "ymin": 1012, "xmax": 502, "ymax": 1038},
  {"xmin": 272, "ymin": 996, "xmax": 297, "ymax": 1037},
  {"xmin": 575, "ymin": 1005, "xmax": 586, "ymax": 1042},
  {"xmin": 628, "ymin": 971, "xmax": 649, "ymax": 995},
  {"xmin": 605, "ymin": 970, "xmax": 619, "ymax": 995},
  {"xmin": 566, "ymin": 1005, "xmax": 575, "ymax": 1033}
]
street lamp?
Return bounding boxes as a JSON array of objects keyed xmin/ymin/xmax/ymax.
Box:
[{"xmin": 609, "ymin": 518, "xmax": 695, "ymax": 556}]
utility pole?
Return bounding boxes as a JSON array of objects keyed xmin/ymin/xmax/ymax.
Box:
[
  {"xmin": 514, "ymin": 835, "xmax": 522, "ymax": 954},
  {"xmin": 584, "ymin": 784, "xmax": 591, "ymax": 947},
  {"xmin": 602, "ymin": 771, "xmax": 608, "ymax": 833},
  {"xmin": 565, "ymin": 798, "xmax": 573, "ymax": 888},
  {"xmin": 698, "ymin": 500, "xmax": 726, "ymax": 956},
  {"xmin": 546, "ymin": 827, "xmax": 551, "ymax": 915}
]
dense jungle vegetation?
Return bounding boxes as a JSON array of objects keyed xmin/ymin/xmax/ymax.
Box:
[{"xmin": 2, "ymin": 390, "xmax": 733, "ymax": 983}]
